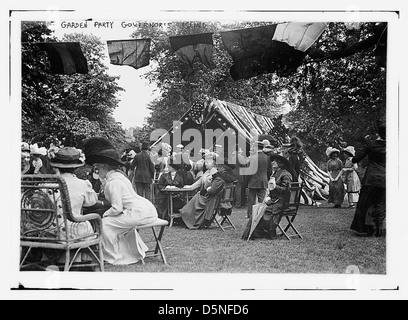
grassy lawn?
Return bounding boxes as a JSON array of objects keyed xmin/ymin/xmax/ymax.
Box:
[{"xmin": 105, "ymin": 201, "xmax": 386, "ymax": 275}]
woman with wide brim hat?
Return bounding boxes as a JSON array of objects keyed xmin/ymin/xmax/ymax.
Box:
[
  {"xmin": 342, "ymin": 146, "xmax": 361, "ymax": 208},
  {"xmin": 178, "ymin": 150, "xmax": 226, "ymax": 229},
  {"xmin": 326, "ymin": 146, "xmax": 345, "ymax": 208},
  {"xmin": 156, "ymin": 156, "xmax": 186, "ymax": 221},
  {"xmin": 50, "ymin": 147, "xmax": 99, "ymax": 241},
  {"xmin": 241, "ymin": 153, "xmax": 293, "ymax": 240},
  {"xmin": 82, "ymin": 137, "xmax": 159, "ymax": 265}
]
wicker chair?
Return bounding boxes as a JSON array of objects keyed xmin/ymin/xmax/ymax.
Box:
[{"xmin": 20, "ymin": 174, "xmax": 104, "ymax": 271}]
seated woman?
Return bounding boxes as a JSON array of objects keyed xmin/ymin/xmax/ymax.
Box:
[
  {"xmin": 156, "ymin": 158, "xmax": 186, "ymax": 220},
  {"xmin": 83, "ymin": 137, "xmax": 159, "ymax": 265},
  {"xmin": 180, "ymin": 153, "xmax": 236, "ymax": 229},
  {"xmin": 50, "ymin": 147, "xmax": 99, "ymax": 240},
  {"xmin": 242, "ymin": 154, "xmax": 292, "ymax": 240}
]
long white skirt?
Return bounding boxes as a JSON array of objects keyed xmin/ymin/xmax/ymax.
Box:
[{"xmin": 102, "ymin": 201, "xmax": 158, "ymax": 265}]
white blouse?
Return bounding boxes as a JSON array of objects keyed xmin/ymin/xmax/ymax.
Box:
[{"xmin": 60, "ymin": 173, "xmax": 98, "ymax": 218}]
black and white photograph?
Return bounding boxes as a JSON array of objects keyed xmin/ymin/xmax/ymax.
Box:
[{"xmin": 2, "ymin": 1, "xmax": 408, "ymax": 300}]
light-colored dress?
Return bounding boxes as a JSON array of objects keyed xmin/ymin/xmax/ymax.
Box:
[
  {"xmin": 102, "ymin": 170, "xmax": 158, "ymax": 265},
  {"xmin": 58, "ymin": 173, "xmax": 98, "ymax": 240},
  {"xmin": 343, "ymin": 157, "xmax": 361, "ymax": 204}
]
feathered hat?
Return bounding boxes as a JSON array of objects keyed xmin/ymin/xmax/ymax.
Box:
[{"xmin": 82, "ymin": 137, "xmax": 124, "ymax": 167}]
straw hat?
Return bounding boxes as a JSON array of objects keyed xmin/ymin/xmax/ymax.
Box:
[
  {"xmin": 326, "ymin": 147, "xmax": 340, "ymax": 157},
  {"xmin": 50, "ymin": 147, "xmax": 84, "ymax": 168},
  {"xmin": 269, "ymin": 154, "xmax": 291, "ymax": 169},
  {"xmin": 343, "ymin": 146, "xmax": 355, "ymax": 157}
]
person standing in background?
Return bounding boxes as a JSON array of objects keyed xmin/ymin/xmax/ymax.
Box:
[
  {"xmin": 326, "ymin": 147, "xmax": 345, "ymax": 208},
  {"xmin": 244, "ymin": 141, "xmax": 272, "ymax": 218},
  {"xmin": 130, "ymin": 141, "xmax": 155, "ymax": 200},
  {"xmin": 350, "ymin": 119, "xmax": 386, "ymax": 237}
]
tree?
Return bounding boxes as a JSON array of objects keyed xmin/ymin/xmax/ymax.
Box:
[
  {"xmin": 134, "ymin": 21, "xmax": 386, "ymax": 165},
  {"xmin": 133, "ymin": 21, "xmax": 291, "ymax": 132},
  {"xmin": 285, "ymin": 22, "xmax": 386, "ymax": 163},
  {"xmin": 21, "ymin": 22, "xmax": 126, "ymax": 148}
]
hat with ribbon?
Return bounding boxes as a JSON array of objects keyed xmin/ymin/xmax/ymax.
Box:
[
  {"xmin": 82, "ymin": 137, "xmax": 124, "ymax": 167},
  {"xmin": 50, "ymin": 147, "xmax": 84, "ymax": 168},
  {"xmin": 343, "ymin": 146, "xmax": 355, "ymax": 157}
]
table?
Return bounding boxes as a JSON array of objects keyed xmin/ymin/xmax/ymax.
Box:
[{"xmin": 163, "ymin": 187, "xmax": 196, "ymax": 227}]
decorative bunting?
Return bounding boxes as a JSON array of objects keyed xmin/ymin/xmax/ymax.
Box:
[
  {"xmin": 221, "ymin": 23, "xmax": 327, "ymax": 80},
  {"xmin": 169, "ymin": 33, "xmax": 215, "ymax": 70},
  {"xmin": 36, "ymin": 42, "xmax": 88, "ymax": 75},
  {"xmin": 107, "ymin": 39, "xmax": 151, "ymax": 69}
]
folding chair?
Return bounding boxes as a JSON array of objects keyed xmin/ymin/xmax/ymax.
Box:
[
  {"xmin": 136, "ymin": 218, "xmax": 169, "ymax": 264},
  {"xmin": 211, "ymin": 183, "xmax": 237, "ymax": 231},
  {"xmin": 277, "ymin": 181, "xmax": 304, "ymax": 240},
  {"xmin": 20, "ymin": 174, "xmax": 104, "ymax": 271}
]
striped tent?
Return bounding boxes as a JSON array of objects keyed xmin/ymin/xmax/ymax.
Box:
[{"xmin": 151, "ymin": 97, "xmax": 329, "ymax": 205}]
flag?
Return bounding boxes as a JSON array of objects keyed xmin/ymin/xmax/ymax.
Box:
[
  {"xmin": 169, "ymin": 33, "xmax": 215, "ymax": 70},
  {"xmin": 189, "ymin": 99, "xmax": 205, "ymax": 124},
  {"xmin": 37, "ymin": 42, "xmax": 88, "ymax": 74},
  {"xmin": 221, "ymin": 22, "xmax": 327, "ymax": 80},
  {"xmin": 107, "ymin": 39, "xmax": 151, "ymax": 69}
]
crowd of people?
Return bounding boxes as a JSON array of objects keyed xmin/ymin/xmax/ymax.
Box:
[{"xmin": 20, "ymin": 118, "xmax": 386, "ymax": 266}]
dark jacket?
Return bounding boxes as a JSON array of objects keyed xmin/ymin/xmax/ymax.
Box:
[
  {"xmin": 130, "ymin": 150, "xmax": 155, "ymax": 183},
  {"xmin": 157, "ymin": 172, "xmax": 184, "ymax": 191},
  {"xmin": 247, "ymin": 151, "xmax": 272, "ymax": 189},
  {"xmin": 352, "ymin": 139, "xmax": 386, "ymax": 188}
]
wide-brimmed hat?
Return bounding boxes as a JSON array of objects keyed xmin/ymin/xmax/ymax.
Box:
[
  {"xmin": 82, "ymin": 137, "xmax": 124, "ymax": 167},
  {"xmin": 269, "ymin": 154, "xmax": 291, "ymax": 169},
  {"xmin": 326, "ymin": 147, "xmax": 340, "ymax": 157},
  {"xmin": 343, "ymin": 146, "xmax": 355, "ymax": 157},
  {"xmin": 50, "ymin": 147, "xmax": 84, "ymax": 168}
]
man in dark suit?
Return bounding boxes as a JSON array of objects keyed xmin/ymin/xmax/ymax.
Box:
[
  {"xmin": 245, "ymin": 141, "xmax": 272, "ymax": 218},
  {"xmin": 130, "ymin": 141, "xmax": 155, "ymax": 200}
]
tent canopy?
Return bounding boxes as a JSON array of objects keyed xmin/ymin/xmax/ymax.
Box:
[{"xmin": 150, "ymin": 97, "xmax": 330, "ymax": 205}]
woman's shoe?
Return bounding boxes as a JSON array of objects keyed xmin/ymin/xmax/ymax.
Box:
[{"xmin": 348, "ymin": 204, "xmax": 355, "ymax": 209}]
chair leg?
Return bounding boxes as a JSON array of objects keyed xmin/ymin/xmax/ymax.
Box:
[
  {"xmin": 20, "ymin": 246, "xmax": 32, "ymax": 269},
  {"xmin": 152, "ymin": 226, "xmax": 167, "ymax": 264},
  {"xmin": 64, "ymin": 249, "xmax": 70, "ymax": 271},
  {"xmin": 222, "ymin": 216, "xmax": 236, "ymax": 229},
  {"xmin": 277, "ymin": 223, "xmax": 291, "ymax": 240},
  {"xmin": 98, "ymin": 243, "xmax": 104, "ymax": 272}
]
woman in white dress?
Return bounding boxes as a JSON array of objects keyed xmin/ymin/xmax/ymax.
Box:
[
  {"xmin": 83, "ymin": 137, "xmax": 158, "ymax": 265},
  {"xmin": 50, "ymin": 147, "xmax": 99, "ymax": 240},
  {"xmin": 342, "ymin": 146, "xmax": 361, "ymax": 208}
]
